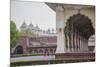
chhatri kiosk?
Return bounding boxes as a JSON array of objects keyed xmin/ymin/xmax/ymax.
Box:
[{"xmin": 46, "ymin": 3, "xmax": 95, "ymax": 59}]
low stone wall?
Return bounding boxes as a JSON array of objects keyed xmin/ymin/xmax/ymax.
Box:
[{"xmin": 55, "ymin": 52, "xmax": 95, "ymax": 60}]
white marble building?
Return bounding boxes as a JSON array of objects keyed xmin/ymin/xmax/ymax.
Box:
[
  {"xmin": 20, "ymin": 21, "xmax": 56, "ymax": 36},
  {"xmin": 46, "ymin": 3, "xmax": 95, "ymax": 53}
]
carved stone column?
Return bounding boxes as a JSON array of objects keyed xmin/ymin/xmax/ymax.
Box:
[{"xmin": 56, "ymin": 5, "xmax": 66, "ymax": 53}]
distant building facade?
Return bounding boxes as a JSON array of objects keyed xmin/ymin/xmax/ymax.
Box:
[
  {"xmin": 13, "ymin": 22, "xmax": 57, "ymax": 55},
  {"xmin": 14, "ymin": 35, "xmax": 57, "ymax": 55},
  {"xmin": 20, "ymin": 21, "xmax": 56, "ymax": 36}
]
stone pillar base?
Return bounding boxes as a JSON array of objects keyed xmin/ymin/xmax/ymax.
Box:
[{"xmin": 55, "ymin": 52, "xmax": 95, "ymax": 61}]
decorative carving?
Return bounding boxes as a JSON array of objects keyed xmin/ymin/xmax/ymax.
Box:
[{"xmin": 64, "ymin": 13, "xmax": 94, "ymax": 52}]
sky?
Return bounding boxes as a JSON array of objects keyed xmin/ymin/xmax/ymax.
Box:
[{"xmin": 11, "ymin": 0, "xmax": 56, "ymax": 31}]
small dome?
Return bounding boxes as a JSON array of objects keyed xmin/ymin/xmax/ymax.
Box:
[
  {"xmin": 47, "ymin": 28, "xmax": 51, "ymax": 33},
  {"xmin": 28, "ymin": 22, "xmax": 34, "ymax": 30},
  {"xmin": 20, "ymin": 21, "xmax": 27, "ymax": 29},
  {"xmin": 35, "ymin": 25, "xmax": 40, "ymax": 31}
]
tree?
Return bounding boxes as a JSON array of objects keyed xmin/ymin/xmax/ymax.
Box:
[{"xmin": 10, "ymin": 20, "xmax": 19, "ymax": 48}]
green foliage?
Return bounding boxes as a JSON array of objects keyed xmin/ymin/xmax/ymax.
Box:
[
  {"xmin": 10, "ymin": 20, "xmax": 19, "ymax": 48},
  {"xmin": 15, "ymin": 53, "xmax": 45, "ymax": 57}
]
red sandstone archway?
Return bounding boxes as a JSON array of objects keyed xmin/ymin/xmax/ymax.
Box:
[{"xmin": 15, "ymin": 45, "xmax": 23, "ymax": 54}]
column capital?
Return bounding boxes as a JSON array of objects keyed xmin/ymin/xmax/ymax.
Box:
[{"xmin": 56, "ymin": 5, "xmax": 64, "ymax": 12}]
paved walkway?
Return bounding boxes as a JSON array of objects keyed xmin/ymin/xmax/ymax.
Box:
[{"xmin": 11, "ymin": 55, "xmax": 55, "ymax": 62}]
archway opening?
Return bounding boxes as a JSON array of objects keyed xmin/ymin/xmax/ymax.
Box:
[
  {"xmin": 64, "ymin": 13, "xmax": 95, "ymax": 52},
  {"xmin": 15, "ymin": 45, "xmax": 23, "ymax": 54}
]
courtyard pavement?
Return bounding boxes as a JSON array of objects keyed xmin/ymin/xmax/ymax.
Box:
[{"xmin": 11, "ymin": 55, "xmax": 55, "ymax": 62}]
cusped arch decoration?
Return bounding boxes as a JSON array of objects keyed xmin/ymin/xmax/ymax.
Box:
[
  {"xmin": 64, "ymin": 13, "xmax": 95, "ymax": 51},
  {"xmin": 64, "ymin": 13, "xmax": 94, "ymax": 39}
]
